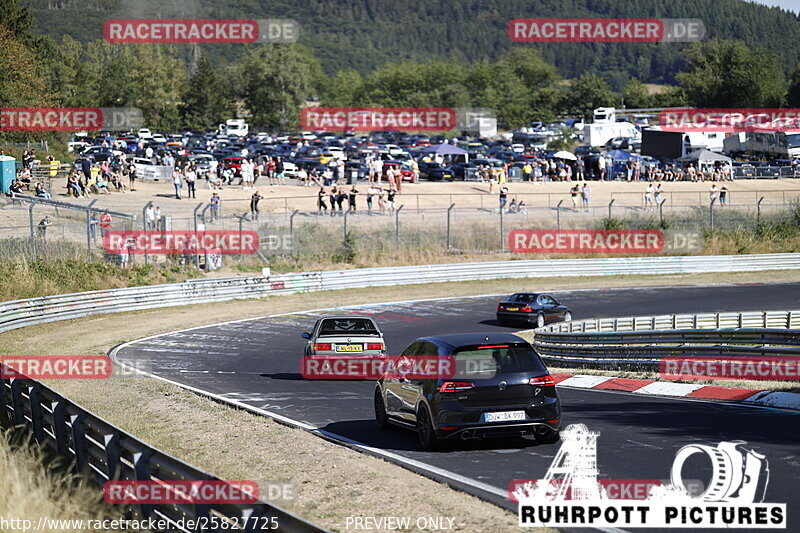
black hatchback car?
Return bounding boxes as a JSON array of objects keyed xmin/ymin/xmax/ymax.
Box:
[
  {"xmin": 374, "ymin": 333, "xmax": 561, "ymax": 450},
  {"xmin": 496, "ymin": 293, "xmax": 571, "ymax": 328}
]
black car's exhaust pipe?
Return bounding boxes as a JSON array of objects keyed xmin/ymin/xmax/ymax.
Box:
[{"xmin": 536, "ymin": 425, "xmax": 549, "ymax": 435}]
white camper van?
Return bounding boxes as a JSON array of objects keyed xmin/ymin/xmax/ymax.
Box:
[{"xmin": 220, "ymin": 119, "xmax": 249, "ymax": 138}]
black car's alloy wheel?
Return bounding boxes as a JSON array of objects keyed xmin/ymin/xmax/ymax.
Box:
[
  {"xmin": 416, "ymin": 405, "xmax": 438, "ymax": 450},
  {"xmin": 536, "ymin": 313, "xmax": 545, "ymax": 328}
]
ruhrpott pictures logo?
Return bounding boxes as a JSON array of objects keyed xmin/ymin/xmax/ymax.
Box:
[{"xmin": 515, "ymin": 424, "xmax": 786, "ymax": 528}]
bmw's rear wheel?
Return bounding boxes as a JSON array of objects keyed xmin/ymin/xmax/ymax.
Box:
[
  {"xmin": 536, "ymin": 313, "xmax": 545, "ymax": 328},
  {"xmin": 416, "ymin": 405, "xmax": 438, "ymax": 450},
  {"xmin": 374, "ymin": 388, "xmax": 389, "ymax": 430}
]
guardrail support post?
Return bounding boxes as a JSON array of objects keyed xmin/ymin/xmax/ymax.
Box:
[
  {"xmin": 86, "ymin": 199, "xmax": 98, "ymax": 261},
  {"xmin": 556, "ymin": 200, "xmax": 563, "ymax": 231},
  {"xmin": 142, "ymin": 201, "xmax": 153, "ymax": 265},
  {"xmin": 395, "ymin": 205, "xmax": 404, "ymax": 248},
  {"xmin": 133, "ymin": 452, "xmax": 154, "ymax": 518},
  {"xmin": 289, "ymin": 209, "xmax": 299, "ymax": 258},
  {"xmin": 446, "ymin": 203, "xmax": 455, "ymax": 251},
  {"xmin": 10, "ymin": 379, "xmax": 25, "ymax": 425},
  {"xmin": 104, "ymin": 433, "xmax": 122, "ymax": 481},
  {"xmin": 70, "ymin": 414, "xmax": 89, "ymax": 473},
  {"xmin": 52, "ymin": 400, "xmax": 68, "ymax": 457},
  {"xmin": 608, "ymin": 199, "xmax": 615, "ymax": 219},
  {"xmin": 28, "ymin": 385, "xmax": 45, "ymax": 443}
]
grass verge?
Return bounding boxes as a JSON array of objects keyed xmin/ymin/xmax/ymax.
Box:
[{"xmin": 2, "ymin": 271, "xmax": 799, "ymax": 532}]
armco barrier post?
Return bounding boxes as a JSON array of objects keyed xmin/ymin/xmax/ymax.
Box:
[{"xmin": 446, "ymin": 203, "xmax": 456, "ymax": 250}]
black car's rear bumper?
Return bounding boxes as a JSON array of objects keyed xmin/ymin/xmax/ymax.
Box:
[
  {"xmin": 496, "ymin": 311, "xmax": 537, "ymax": 324},
  {"xmin": 435, "ymin": 419, "xmax": 561, "ymax": 440}
]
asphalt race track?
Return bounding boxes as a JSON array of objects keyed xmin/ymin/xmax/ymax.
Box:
[{"xmin": 114, "ymin": 283, "xmax": 800, "ymax": 528}]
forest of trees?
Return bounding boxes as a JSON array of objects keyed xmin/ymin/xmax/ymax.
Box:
[{"xmin": 3, "ymin": 0, "xmax": 800, "ymax": 133}]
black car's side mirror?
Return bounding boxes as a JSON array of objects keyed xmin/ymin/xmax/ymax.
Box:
[{"xmin": 301, "ymin": 332, "xmax": 311, "ymax": 339}]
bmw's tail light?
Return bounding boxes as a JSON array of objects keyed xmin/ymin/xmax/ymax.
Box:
[
  {"xmin": 366, "ymin": 343, "xmax": 384, "ymax": 351},
  {"xmin": 438, "ymin": 381, "xmax": 475, "ymax": 393},
  {"xmin": 497, "ymin": 304, "xmax": 503, "ymax": 311},
  {"xmin": 521, "ymin": 305, "xmax": 534, "ymax": 313},
  {"xmin": 313, "ymin": 343, "xmax": 332, "ymax": 351},
  {"xmin": 529, "ymin": 375, "xmax": 555, "ymax": 387}
]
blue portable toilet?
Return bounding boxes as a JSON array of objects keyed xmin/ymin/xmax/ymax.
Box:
[{"xmin": 0, "ymin": 156, "xmax": 16, "ymax": 194}]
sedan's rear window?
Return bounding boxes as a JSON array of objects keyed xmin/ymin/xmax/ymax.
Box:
[
  {"xmin": 319, "ymin": 318, "xmax": 379, "ymax": 336},
  {"xmin": 453, "ymin": 344, "xmax": 546, "ymax": 374},
  {"xmin": 510, "ymin": 293, "xmax": 537, "ymax": 303}
]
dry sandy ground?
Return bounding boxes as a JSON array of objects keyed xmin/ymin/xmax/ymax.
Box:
[
  {"xmin": 33, "ymin": 176, "xmax": 800, "ymax": 219},
  {"xmin": 2, "ymin": 271, "xmax": 799, "ymax": 532}
]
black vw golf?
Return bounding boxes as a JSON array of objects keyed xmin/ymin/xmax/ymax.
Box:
[{"xmin": 374, "ymin": 333, "xmax": 561, "ymax": 450}]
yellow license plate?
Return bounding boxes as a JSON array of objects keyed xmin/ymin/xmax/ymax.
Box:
[
  {"xmin": 335, "ymin": 345, "xmax": 363, "ymax": 352},
  {"xmin": 506, "ymin": 307, "xmax": 519, "ymax": 311}
]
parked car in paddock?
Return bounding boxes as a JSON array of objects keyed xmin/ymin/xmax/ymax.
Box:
[
  {"xmin": 301, "ymin": 316, "xmax": 386, "ymax": 356},
  {"xmin": 496, "ymin": 293, "xmax": 572, "ymax": 328},
  {"xmin": 374, "ymin": 333, "xmax": 561, "ymax": 450}
]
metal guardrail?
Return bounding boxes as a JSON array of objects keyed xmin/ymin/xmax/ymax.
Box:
[
  {"xmin": 532, "ymin": 310, "xmax": 800, "ymax": 370},
  {"xmin": 0, "ymin": 379, "xmax": 324, "ymax": 533}
]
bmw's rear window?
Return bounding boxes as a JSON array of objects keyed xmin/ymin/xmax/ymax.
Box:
[
  {"xmin": 319, "ymin": 318, "xmax": 379, "ymax": 336},
  {"xmin": 453, "ymin": 344, "xmax": 546, "ymax": 374},
  {"xmin": 509, "ymin": 294, "xmax": 537, "ymax": 303}
]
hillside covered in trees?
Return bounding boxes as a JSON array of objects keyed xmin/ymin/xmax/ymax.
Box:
[{"xmin": 23, "ymin": 0, "xmax": 800, "ymax": 89}]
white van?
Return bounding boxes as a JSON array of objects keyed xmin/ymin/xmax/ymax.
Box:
[{"xmin": 221, "ymin": 119, "xmax": 249, "ymax": 138}]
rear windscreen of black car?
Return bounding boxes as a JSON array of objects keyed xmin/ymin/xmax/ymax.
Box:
[
  {"xmin": 319, "ymin": 318, "xmax": 380, "ymax": 336},
  {"xmin": 453, "ymin": 344, "xmax": 546, "ymax": 376},
  {"xmin": 509, "ymin": 294, "xmax": 537, "ymax": 303}
]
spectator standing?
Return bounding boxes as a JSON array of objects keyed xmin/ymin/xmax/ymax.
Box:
[
  {"xmin": 499, "ymin": 185, "xmax": 509, "ymax": 212},
  {"xmin": 597, "ymin": 155, "xmax": 606, "ymax": 181},
  {"xmin": 570, "ymin": 183, "xmax": 580, "ymax": 209},
  {"xmin": 250, "ymin": 190, "xmax": 264, "ymax": 220},
  {"xmin": 172, "ymin": 170, "xmax": 183, "ymax": 199},
  {"xmin": 581, "ymin": 182, "xmax": 590, "ymax": 212},
  {"xmin": 145, "ymin": 204, "xmax": 156, "ymax": 230},
  {"xmin": 317, "ymin": 186, "xmax": 328, "ymax": 213},
  {"xmin": 37, "ymin": 215, "xmax": 51, "ymax": 239},
  {"xmin": 88, "ymin": 212, "xmax": 99, "ymax": 241},
  {"xmin": 709, "ymin": 184, "xmax": 719, "ymax": 204},
  {"xmin": 210, "ymin": 192, "xmax": 221, "ymax": 221},
  {"xmin": 336, "ymin": 187, "xmax": 347, "ymax": 212},
  {"xmin": 154, "ymin": 206, "xmax": 162, "ymax": 230},
  {"xmin": 386, "ymin": 187, "xmax": 397, "ymax": 212},
  {"xmin": 366, "ymin": 185, "xmax": 377, "ymax": 212},
  {"xmin": 655, "ymin": 184, "xmax": 664, "ymax": 206},
  {"xmin": 100, "ymin": 211, "xmax": 112, "ymax": 239},
  {"xmin": 275, "ymin": 157, "xmax": 286, "ymax": 185},
  {"xmin": 185, "ymin": 166, "xmax": 197, "ymax": 198},
  {"xmin": 329, "ymin": 187, "xmax": 338, "ymax": 216},
  {"xmin": 720, "ymin": 185, "xmax": 728, "ymax": 206},
  {"xmin": 348, "ymin": 186, "xmax": 358, "ymax": 211},
  {"xmin": 523, "ymin": 162, "xmax": 532, "ymax": 182}
]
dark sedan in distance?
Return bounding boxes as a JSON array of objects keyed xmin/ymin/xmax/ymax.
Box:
[{"xmin": 496, "ymin": 293, "xmax": 571, "ymax": 328}]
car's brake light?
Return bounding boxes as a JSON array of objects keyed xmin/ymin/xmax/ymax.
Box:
[
  {"xmin": 438, "ymin": 381, "xmax": 474, "ymax": 393},
  {"xmin": 313, "ymin": 343, "xmax": 332, "ymax": 351},
  {"xmin": 529, "ymin": 375, "xmax": 555, "ymax": 387},
  {"xmin": 521, "ymin": 305, "xmax": 534, "ymax": 313},
  {"xmin": 497, "ymin": 304, "xmax": 504, "ymax": 311},
  {"xmin": 366, "ymin": 343, "xmax": 384, "ymax": 351},
  {"xmin": 478, "ymin": 344, "xmax": 509, "ymax": 349}
]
